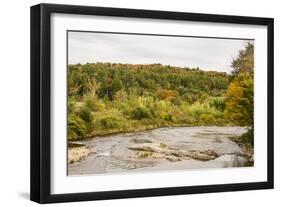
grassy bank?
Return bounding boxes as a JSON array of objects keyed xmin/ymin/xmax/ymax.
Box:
[{"xmin": 68, "ymin": 97, "xmax": 232, "ymax": 140}]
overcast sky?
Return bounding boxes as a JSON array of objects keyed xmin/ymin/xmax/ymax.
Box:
[{"xmin": 68, "ymin": 31, "xmax": 253, "ymax": 73}]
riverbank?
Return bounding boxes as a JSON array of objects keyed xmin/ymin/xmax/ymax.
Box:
[
  {"xmin": 69, "ymin": 122, "xmax": 237, "ymax": 141},
  {"xmin": 230, "ymin": 129, "xmax": 254, "ymax": 164},
  {"xmin": 68, "ymin": 143, "xmax": 90, "ymax": 164}
]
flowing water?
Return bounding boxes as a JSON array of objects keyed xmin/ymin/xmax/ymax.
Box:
[{"xmin": 68, "ymin": 126, "xmax": 250, "ymax": 175}]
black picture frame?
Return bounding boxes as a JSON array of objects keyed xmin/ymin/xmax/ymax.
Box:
[{"xmin": 30, "ymin": 3, "xmax": 274, "ymax": 204}]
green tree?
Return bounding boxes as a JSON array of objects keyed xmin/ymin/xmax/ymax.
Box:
[
  {"xmin": 112, "ymin": 76, "xmax": 123, "ymax": 94},
  {"xmin": 231, "ymin": 42, "xmax": 254, "ymax": 76}
]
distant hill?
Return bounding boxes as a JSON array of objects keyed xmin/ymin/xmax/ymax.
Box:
[{"xmin": 68, "ymin": 62, "xmax": 230, "ymax": 101}]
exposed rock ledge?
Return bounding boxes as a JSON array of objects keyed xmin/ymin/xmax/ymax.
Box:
[
  {"xmin": 128, "ymin": 143, "xmax": 219, "ymax": 162},
  {"xmin": 68, "ymin": 143, "xmax": 90, "ymax": 164}
]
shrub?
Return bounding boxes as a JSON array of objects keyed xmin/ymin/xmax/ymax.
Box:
[
  {"xmin": 68, "ymin": 114, "xmax": 88, "ymax": 139},
  {"xmin": 78, "ymin": 106, "xmax": 93, "ymax": 124},
  {"xmin": 67, "ymin": 99, "xmax": 75, "ymax": 114},
  {"xmin": 160, "ymin": 113, "xmax": 173, "ymax": 121},
  {"xmin": 156, "ymin": 89, "xmax": 179, "ymax": 101},
  {"xmin": 198, "ymin": 93, "xmax": 209, "ymax": 103},
  {"xmin": 199, "ymin": 113, "xmax": 215, "ymax": 124},
  {"xmin": 131, "ymin": 107, "xmax": 151, "ymax": 120},
  {"xmin": 238, "ymin": 128, "xmax": 254, "ymax": 146},
  {"xmin": 98, "ymin": 116, "xmax": 121, "ymax": 129},
  {"xmin": 155, "ymin": 100, "xmax": 172, "ymax": 114},
  {"xmin": 113, "ymin": 90, "xmax": 128, "ymax": 102},
  {"xmin": 208, "ymin": 97, "xmax": 226, "ymax": 112},
  {"xmin": 188, "ymin": 102, "xmax": 206, "ymax": 117},
  {"xmin": 84, "ymin": 96, "xmax": 105, "ymax": 112},
  {"xmin": 182, "ymin": 93, "xmax": 198, "ymax": 104},
  {"xmin": 171, "ymin": 97, "xmax": 181, "ymax": 106}
]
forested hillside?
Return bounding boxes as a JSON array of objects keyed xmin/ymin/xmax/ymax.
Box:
[{"xmin": 67, "ymin": 43, "xmax": 254, "ymax": 144}]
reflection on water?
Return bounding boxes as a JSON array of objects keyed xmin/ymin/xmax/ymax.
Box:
[{"xmin": 68, "ymin": 126, "xmax": 251, "ymax": 175}]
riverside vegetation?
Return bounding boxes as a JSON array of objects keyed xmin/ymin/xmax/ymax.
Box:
[{"xmin": 67, "ymin": 42, "xmax": 254, "ymax": 154}]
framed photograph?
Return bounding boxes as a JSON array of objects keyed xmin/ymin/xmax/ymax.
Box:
[{"xmin": 30, "ymin": 3, "xmax": 274, "ymax": 203}]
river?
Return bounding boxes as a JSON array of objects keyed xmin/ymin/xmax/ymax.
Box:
[{"xmin": 68, "ymin": 126, "xmax": 251, "ymax": 175}]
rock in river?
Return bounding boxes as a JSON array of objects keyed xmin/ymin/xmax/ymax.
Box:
[{"xmin": 128, "ymin": 142, "xmax": 219, "ymax": 161}]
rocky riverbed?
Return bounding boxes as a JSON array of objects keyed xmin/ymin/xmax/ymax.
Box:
[{"xmin": 68, "ymin": 126, "xmax": 252, "ymax": 175}]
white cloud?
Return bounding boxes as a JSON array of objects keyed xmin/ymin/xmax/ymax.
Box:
[{"xmin": 68, "ymin": 31, "xmax": 253, "ymax": 73}]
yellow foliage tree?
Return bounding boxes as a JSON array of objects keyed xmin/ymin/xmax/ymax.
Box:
[
  {"xmin": 224, "ymin": 73, "xmax": 253, "ymax": 125},
  {"xmin": 224, "ymin": 42, "xmax": 254, "ymax": 126}
]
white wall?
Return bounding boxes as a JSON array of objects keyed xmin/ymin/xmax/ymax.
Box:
[{"xmin": 0, "ymin": 0, "xmax": 279, "ymax": 206}]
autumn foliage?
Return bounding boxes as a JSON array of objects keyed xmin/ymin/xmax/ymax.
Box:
[
  {"xmin": 67, "ymin": 42, "xmax": 254, "ymax": 142},
  {"xmin": 224, "ymin": 42, "xmax": 254, "ymax": 126}
]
